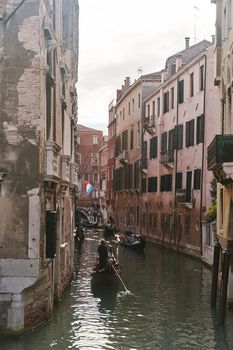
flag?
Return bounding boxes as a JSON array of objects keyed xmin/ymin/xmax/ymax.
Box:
[{"xmin": 86, "ymin": 183, "xmax": 94, "ymax": 196}]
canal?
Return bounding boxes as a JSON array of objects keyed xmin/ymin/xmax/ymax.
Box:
[{"xmin": 2, "ymin": 230, "xmax": 233, "ymax": 349}]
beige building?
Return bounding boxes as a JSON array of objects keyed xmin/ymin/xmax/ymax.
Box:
[
  {"xmin": 0, "ymin": 0, "xmax": 79, "ymax": 333},
  {"xmin": 113, "ymin": 74, "xmax": 161, "ymax": 232}
]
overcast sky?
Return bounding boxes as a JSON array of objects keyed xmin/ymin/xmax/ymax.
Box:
[{"xmin": 78, "ymin": 0, "xmax": 216, "ymax": 134}]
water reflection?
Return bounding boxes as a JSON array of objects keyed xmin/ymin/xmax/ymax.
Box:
[{"xmin": 1, "ymin": 230, "xmax": 233, "ymax": 349}]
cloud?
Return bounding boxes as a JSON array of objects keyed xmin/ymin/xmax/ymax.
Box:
[{"xmin": 78, "ymin": 0, "xmax": 216, "ymax": 131}]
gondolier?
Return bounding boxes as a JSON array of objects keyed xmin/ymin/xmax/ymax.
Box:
[{"xmin": 97, "ymin": 239, "xmax": 109, "ymax": 269}]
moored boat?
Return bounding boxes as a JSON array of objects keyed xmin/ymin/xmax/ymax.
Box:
[{"xmin": 116, "ymin": 232, "xmax": 146, "ymax": 249}]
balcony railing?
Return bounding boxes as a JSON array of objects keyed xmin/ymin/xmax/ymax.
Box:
[
  {"xmin": 160, "ymin": 150, "xmax": 174, "ymax": 167},
  {"xmin": 176, "ymin": 189, "xmax": 192, "ymax": 204},
  {"xmin": 207, "ymin": 135, "xmax": 233, "ymax": 184},
  {"xmin": 119, "ymin": 150, "xmax": 128, "ymax": 165},
  {"xmin": 208, "ymin": 135, "xmax": 233, "ymax": 170}
]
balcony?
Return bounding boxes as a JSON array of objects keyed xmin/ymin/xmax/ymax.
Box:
[
  {"xmin": 119, "ymin": 150, "xmax": 128, "ymax": 165},
  {"xmin": 144, "ymin": 117, "xmax": 156, "ymax": 135},
  {"xmin": 207, "ymin": 135, "xmax": 233, "ymax": 185},
  {"xmin": 45, "ymin": 142, "xmax": 61, "ymax": 181},
  {"xmin": 160, "ymin": 150, "xmax": 174, "ymax": 168},
  {"xmin": 61, "ymin": 155, "xmax": 71, "ymax": 183},
  {"xmin": 176, "ymin": 189, "xmax": 194, "ymax": 209}
]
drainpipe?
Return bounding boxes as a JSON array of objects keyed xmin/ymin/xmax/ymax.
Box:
[
  {"xmin": 199, "ymin": 54, "xmax": 207, "ymax": 257},
  {"xmin": 173, "ymin": 77, "xmax": 179, "ymax": 247}
]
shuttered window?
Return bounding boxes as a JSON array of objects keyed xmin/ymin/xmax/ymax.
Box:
[
  {"xmin": 194, "ymin": 169, "xmax": 201, "ymax": 190},
  {"xmin": 176, "ymin": 172, "xmax": 182, "ymax": 190},
  {"xmin": 160, "ymin": 174, "xmax": 172, "ymax": 192},
  {"xmin": 161, "ymin": 132, "xmax": 167, "ymax": 152},
  {"xmin": 178, "ymin": 80, "xmax": 184, "ymax": 104},
  {"xmin": 196, "ymin": 114, "xmax": 204, "ymax": 144},
  {"xmin": 185, "ymin": 119, "xmax": 194, "ymax": 147},
  {"xmin": 150, "ymin": 137, "xmax": 158, "ymax": 159},
  {"xmin": 163, "ymin": 91, "xmax": 169, "ymax": 113},
  {"xmin": 148, "ymin": 177, "xmax": 157, "ymax": 192}
]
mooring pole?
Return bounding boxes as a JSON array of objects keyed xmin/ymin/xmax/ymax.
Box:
[
  {"xmin": 210, "ymin": 241, "xmax": 221, "ymax": 307},
  {"xmin": 218, "ymin": 250, "xmax": 230, "ymax": 325}
]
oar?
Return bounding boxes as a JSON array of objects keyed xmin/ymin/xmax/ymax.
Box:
[{"xmin": 111, "ymin": 263, "xmax": 129, "ymax": 293}]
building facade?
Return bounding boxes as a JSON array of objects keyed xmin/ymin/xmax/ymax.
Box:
[
  {"xmin": 113, "ymin": 74, "xmax": 161, "ymax": 233},
  {"xmin": 106, "ymin": 100, "xmax": 116, "ymax": 219},
  {"xmin": 99, "ymin": 138, "xmax": 108, "ymax": 223},
  {"xmin": 208, "ymin": 0, "xmax": 233, "ymax": 305},
  {"xmin": 77, "ymin": 124, "xmax": 103, "ymax": 208},
  {"xmin": 142, "ymin": 40, "xmax": 218, "ymax": 259},
  {"xmin": 0, "ymin": 0, "xmax": 79, "ymax": 333}
]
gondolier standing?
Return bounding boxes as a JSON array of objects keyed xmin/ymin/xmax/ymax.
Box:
[{"xmin": 98, "ymin": 240, "xmax": 109, "ymax": 269}]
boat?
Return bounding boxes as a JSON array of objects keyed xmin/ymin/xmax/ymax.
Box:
[
  {"xmin": 116, "ymin": 232, "xmax": 146, "ymax": 249},
  {"xmin": 91, "ymin": 255, "xmax": 121, "ymax": 285}
]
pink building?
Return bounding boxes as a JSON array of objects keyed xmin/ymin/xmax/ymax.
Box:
[{"xmin": 142, "ymin": 39, "xmax": 218, "ymax": 259}]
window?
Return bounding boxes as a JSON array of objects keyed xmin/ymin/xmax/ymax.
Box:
[
  {"xmin": 115, "ymin": 135, "xmax": 121, "ymax": 156},
  {"xmin": 148, "ymin": 177, "xmax": 157, "ymax": 192},
  {"xmin": 150, "ymin": 137, "xmax": 158, "ymax": 159},
  {"xmin": 132, "ymin": 98, "xmax": 134, "ymax": 113},
  {"xmin": 174, "ymin": 124, "xmax": 183, "ymax": 150},
  {"xmin": 93, "ymin": 173, "xmax": 98, "ymax": 182},
  {"xmin": 168, "ymin": 129, "xmax": 174, "ymax": 151},
  {"xmin": 194, "ymin": 169, "xmax": 201, "ymax": 190},
  {"xmin": 161, "ymin": 132, "xmax": 167, "ymax": 152},
  {"xmin": 171, "ymin": 87, "xmax": 174, "ymax": 109},
  {"xmin": 134, "ymin": 161, "xmax": 140, "ymax": 188},
  {"xmin": 157, "ymin": 97, "xmax": 160, "ymax": 116},
  {"xmin": 152, "ymin": 101, "xmax": 155, "ymax": 116},
  {"xmin": 185, "ymin": 119, "xmax": 194, "ymax": 147},
  {"xmin": 196, "ymin": 114, "xmax": 204, "ymax": 144},
  {"xmin": 91, "ymin": 153, "xmax": 98, "ymax": 166},
  {"xmin": 128, "ymin": 101, "xmax": 131, "ymax": 115},
  {"xmin": 163, "ymin": 91, "xmax": 169, "ymax": 113},
  {"xmin": 190, "ymin": 73, "xmax": 194, "ymax": 97},
  {"xmin": 84, "ymin": 173, "xmax": 89, "ymax": 181},
  {"xmin": 122, "ymin": 130, "xmax": 128, "ymax": 150},
  {"xmin": 147, "ymin": 104, "xmax": 150, "ymax": 118},
  {"xmin": 200, "ymin": 65, "xmax": 204, "ymax": 91},
  {"xmin": 176, "ymin": 172, "xmax": 182, "ymax": 190},
  {"xmin": 138, "ymin": 93, "xmax": 141, "ymax": 108},
  {"xmin": 93, "ymin": 135, "xmax": 98, "ymax": 144},
  {"xmin": 130, "ymin": 126, "xmax": 134, "ymax": 150},
  {"xmin": 160, "ymin": 174, "xmax": 172, "ymax": 192},
  {"xmin": 123, "ymin": 108, "xmax": 125, "ymax": 120},
  {"xmin": 178, "ymin": 80, "xmax": 184, "ymax": 104}
]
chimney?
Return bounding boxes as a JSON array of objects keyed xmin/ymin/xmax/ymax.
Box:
[
  {"xmin": 176, "ymin": 54, "xmax": 183, "ymax": 72},
  {"xmin": 161, "ymin": 71, "xmax": 167, "ymax": 83},
  {"xmin": 116, "ymin": 89, "xmax": 122, "ymax": 102},
  {"xmin": 185, "ymin": 37, "xmax": 190, "ymax": 49},
  {"xmin": 211, "ymin": 35, "xmax": 215, "ymax": 44},
  {"xmin": 125, "ymin": 77, "xmax": 131, "ymax": 91}
]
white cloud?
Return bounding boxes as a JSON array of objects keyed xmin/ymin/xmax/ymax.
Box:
[{"xmin": 78, "ymin": 0, "xmax": 216, "ymax": 132}]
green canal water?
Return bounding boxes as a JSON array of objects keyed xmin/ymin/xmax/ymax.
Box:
[{"xmin": 2, "ymin": 230, "xmax": 233, "ymax": 350}]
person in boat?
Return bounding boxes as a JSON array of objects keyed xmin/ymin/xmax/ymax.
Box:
[{"xmin": 97, "ymin": 239, "xmax": 109, "ymax": 270}]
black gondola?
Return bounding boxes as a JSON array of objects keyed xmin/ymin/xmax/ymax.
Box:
[{"xmin": 116, "ymin": 232, "xmax": 146, "ymax": 249}]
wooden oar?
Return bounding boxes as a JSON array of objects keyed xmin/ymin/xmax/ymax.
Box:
[{"xmin": 111, "ymin": 263, "xmax": 129, "ymax": 293}]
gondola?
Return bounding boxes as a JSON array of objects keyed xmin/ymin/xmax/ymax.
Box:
[
  {"xmin": 91, "ymin": 255, "xmax": 121, "ymax": 285},
  {"xmin": 116, "ymin": 232, "xmax": 146, "ymax": 249}
]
